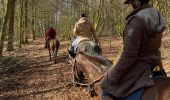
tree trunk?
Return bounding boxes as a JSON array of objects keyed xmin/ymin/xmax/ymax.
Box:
[
  {"xmin": 7, "ymin": 0, "xmax": 16, "ymax": 51},
  {"xmin": 19, "ymin": 0, "xmax": 24, "ymax": 49},
  {"xmin": 0, "ymin": 0, "xmax": 10, "ymax": 56},
  {"xmin": 24, "ymin": 0, "xmax": 28, "ymax": 44},
  {"xmin": 95, "ymin": 0, "xmax": 104, "ymax": 35},
  {"xmin": 31, "ymin": 0, "xmax": 36, "ymax": 40}
]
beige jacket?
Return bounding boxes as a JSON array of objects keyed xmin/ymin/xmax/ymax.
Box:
[{"xmin": 73, "ymin": 17, "xmax": 96, "ymax": 40}]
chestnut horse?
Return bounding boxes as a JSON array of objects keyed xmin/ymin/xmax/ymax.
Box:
[
  {"xmin": 47, "ymin": 39, "xmax": 60, "ymax": 63},
  {"xmin": 71, "ymin": 52, "xmax": 170, "ymax": 100}
]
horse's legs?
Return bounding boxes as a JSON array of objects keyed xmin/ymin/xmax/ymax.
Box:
[
  {"xmin": 48, "ymin": 48, "xmax": 52, "ymax": 61},
  {"xmin": 53, "ymin": 40, "xmax": 59, "ymax": 64},
  {"xmin": 46, "ymin": 39, "xmax": 51, "ymax": 61},
  {"xmin": 53, "ymin": 48, "xmax": 57, "ymax": 63}
]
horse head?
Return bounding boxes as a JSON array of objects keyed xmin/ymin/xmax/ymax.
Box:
[{"xmin": 72, "ymin": 52, "xmax": 112, "ymax": 97}]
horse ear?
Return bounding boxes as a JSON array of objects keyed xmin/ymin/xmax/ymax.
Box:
[{"xmin": 68, "ymin": 49, "xmax": 76, "ymax": 58}]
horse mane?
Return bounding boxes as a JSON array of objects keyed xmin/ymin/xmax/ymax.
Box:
[{"xmin": 77, "ymin": 52, "xmax": 113, "ymax": 68}]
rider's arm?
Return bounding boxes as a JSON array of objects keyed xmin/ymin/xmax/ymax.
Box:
[
  {"xmin": 73, "ymin": 23, "xmax": 78, "ymax": 37},
  {"xmin": 103, "ymin": 17, "xmax": 143, "ymax": 83}
]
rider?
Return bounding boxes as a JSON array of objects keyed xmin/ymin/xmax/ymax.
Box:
[
  {"xmin": 100, "ymin": 0, "xmax": 166, "ymax": 99},
  {"xmin": 45, "ymin": 26, "xmax": 57, "ymax": 49},
  {"xmin": 72, "ymin": 13, "xmax": 99, "ymax": 44},
  {"xmin": 68, "ymin": 13, "xmax": 100, "ymax": 55}
]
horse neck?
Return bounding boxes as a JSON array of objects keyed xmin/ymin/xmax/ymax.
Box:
[
  {"xmin": 76, "ymin": 53, "xmax": 106, "ymax": 80},
  {"xmin": 82, "ymin": 52, "xmax": 109, "ymax": 71}
]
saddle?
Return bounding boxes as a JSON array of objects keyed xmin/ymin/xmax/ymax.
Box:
[{"xmin": 69, "ymin": 36, "xmax": 90, "ymax": 53}]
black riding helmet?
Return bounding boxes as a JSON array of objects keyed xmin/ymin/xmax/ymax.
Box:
[
  {"xmin": 124, "ymin": 0, "xmax": 150, "ymax": 4},
  {"xmin": 81, "ymin": 13, "xmax": 87, "ymax": 17}
]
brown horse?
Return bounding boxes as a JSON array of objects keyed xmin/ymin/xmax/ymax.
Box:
[
  {"xmin": 47, "ymin": 39, "xmax": 60, "ymax": 63},
  {"xmin": 71, "ymin": 52, "xmax": 170, "ymax": 100},
  {"xmin": 70, "ymin": 52, "xmax": 112, "ymax": 96}
]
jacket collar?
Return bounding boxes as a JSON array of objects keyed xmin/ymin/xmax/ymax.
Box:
[{"xmin": 126, "ymin": 4, "xmax": 151, "ymax": 20}]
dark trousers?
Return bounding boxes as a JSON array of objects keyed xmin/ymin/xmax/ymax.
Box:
[
  {"xmin": 101, "ymin": 90, "xmax": 117, "ymax": 100},
  {"xmin": 101, "ymin": 88, "xmax": 144, "ymax": 100}
]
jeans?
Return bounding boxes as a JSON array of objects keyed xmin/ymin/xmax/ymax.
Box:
[{"xmin": 101, "ymin": 88, "xmax": 144, "ymax": 100}]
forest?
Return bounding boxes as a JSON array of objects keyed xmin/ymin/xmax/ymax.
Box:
[{"xmin": 0, "ymin": 0, "xmax": 170, "ymax": 100}]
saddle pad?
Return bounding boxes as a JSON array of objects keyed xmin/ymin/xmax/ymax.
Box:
[{"xmin": 72, "ymin": 36, "xmax": 90, "ymax": 51}]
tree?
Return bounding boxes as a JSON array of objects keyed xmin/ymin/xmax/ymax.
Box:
[
  {"xmin": 0, "ymin": 0, "xmax": 10, "ymax": 56},
  {"xmin": 24, "ymin": 0, "xmax": 28, "ymax": 44},
  {"xmin": 18, "ymin": 0, "xmax": 24, "ymax": 49},
  {"xmin": 31, "ymin": 0, "xmax": 36, "ymax": 40},
  {"xmin": 7, "ymin": 0, "xmax": 16, "ymax": 51}
]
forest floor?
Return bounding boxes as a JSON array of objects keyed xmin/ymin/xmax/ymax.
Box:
[{"xmin": 0, "ymin": 36, "xmax": 170, "ymax": 100}]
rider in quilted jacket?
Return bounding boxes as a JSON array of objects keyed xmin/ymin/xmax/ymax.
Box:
[{"xmin": 100, "ymin": 0, "xmax": 166, "ymax": 99}]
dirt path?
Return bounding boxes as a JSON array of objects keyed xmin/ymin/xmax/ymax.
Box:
[
  {"xmin": 0, "ymin": 37, "xmax": 170, "ymax": 100},
  {"xmin": 0, "ymin": 38, "xmax": 101, "ymax": 100}
]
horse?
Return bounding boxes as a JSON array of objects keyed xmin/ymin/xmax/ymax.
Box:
[
  {"xmin": 71, "ymin": 52, "xmax": 170, "ymax": 100},
  {"xmin": 70, "ymin": 52, "xmax": 112, "ymax": 96},
  {"xmin": 47, "ymin": 38, "xmax": 60, "ymax": 63},
  {"xmin": 66, "ymin": 36, "xmax": 102, "ymax": 63}
]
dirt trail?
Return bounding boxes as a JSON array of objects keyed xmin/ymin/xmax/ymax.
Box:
[{"xmin": 0, "ymin": 37, "xmax": 170, "ymax": 100}]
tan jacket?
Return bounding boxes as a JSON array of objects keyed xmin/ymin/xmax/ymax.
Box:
[
  {"xmin": 73, "ymin": 17, "xmax": 96, "ymax": 40},
  {"xmin": 100, "ymin": 4, "xmax": 166, "ymax": 98}
]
